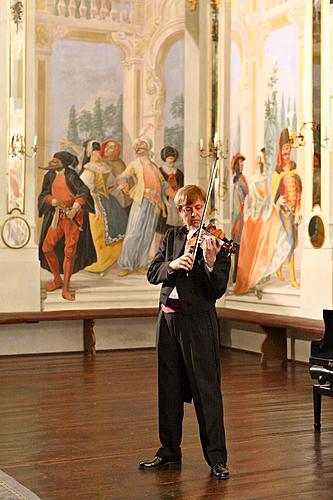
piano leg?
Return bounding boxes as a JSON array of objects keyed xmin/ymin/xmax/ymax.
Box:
[{"xmin": 313, "ymin": 385, "xmax": 322, "ymax": 432}]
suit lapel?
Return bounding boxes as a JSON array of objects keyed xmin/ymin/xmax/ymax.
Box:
[{"xmin": 173, "ymin": 226, "xmax": 187, "ymax": 258}]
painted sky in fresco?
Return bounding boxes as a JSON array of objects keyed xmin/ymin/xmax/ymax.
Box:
[
  {"xmin": 51, "ymin": 40, "xmax": 123, "ymax": 153},
  {"xmin": 264, "ymin": 24, "xmax": 298, "ymax": 123}
]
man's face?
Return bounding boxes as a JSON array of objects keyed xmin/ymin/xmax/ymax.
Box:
[
  {"xmin": 179, "ymin": 197, "xmax": 205, "ymax": 229},
  {"xmin": 48, "ymin": 157, "xmax": 63, "ymax": 170},
  {"xmin": 281, "ymin": 143, "xmax": 291, "ymax": 162},
  {"xmin": 104, "ymin": 141, "xmax": 115, "ymax": 157},
  {"xmin": 135, "ymin": 140, "xmax": 148, "ymax": 156}
]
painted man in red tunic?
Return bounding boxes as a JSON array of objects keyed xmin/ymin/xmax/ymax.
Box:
[
  {"xmin": 38, "ymin": 151, "xmax": 96, "ymax": 300},
  {"xmin": 272, "ymin": 129, "xmax": 302, "ymax": 288}
]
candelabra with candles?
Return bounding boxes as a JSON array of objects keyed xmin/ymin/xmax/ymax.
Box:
[
  {"xmin": 9, "ymin": 134, "xmax": 38, "ymax": 159},
  {"xmin": 199, "ymin": 135, "xmax": 229, "ymax": 159},
  {"xmin": 288, "ymin": 122, "xmax": 328, "ymax": 149}
]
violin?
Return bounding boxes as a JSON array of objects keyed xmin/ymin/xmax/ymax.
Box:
[
  {"xmin": 186, "ymin": 220, "xmax": 239, "ymax": 258},
  {"xmin": 185, "ymin": 151, "xmax": 238, "ymax": 271}
]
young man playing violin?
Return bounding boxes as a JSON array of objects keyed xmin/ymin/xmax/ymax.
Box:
[{"xmin": 140, "ymin": 185, "xmax": 231, "ymax": 479}]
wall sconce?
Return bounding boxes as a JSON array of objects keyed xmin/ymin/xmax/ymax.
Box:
[
  {"xmin": 199, "ymin": 135, "xmax": 229, "ymax": 159},
  {"xmin": 288, "ymin": 130, "xmax": 305, "ymax": 148},
  {"xmin": 9, "ymin": 133, "xmax": 38, "ymax": 159},
  {"xmin": 288, "ymin": 122, "xmax": 328, "ymax": 149}
]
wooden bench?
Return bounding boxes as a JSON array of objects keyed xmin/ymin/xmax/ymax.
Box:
[
  {"xmin": 0, "ymin": 307, "xmax": 324, "ymax": 363},
  {"xmin": 0, "ymin": 308, "xmax": 159, "ymax": 357},
  {"xmin": 217, "ymin": 307, "xmax": 324, "ymax": 366}
]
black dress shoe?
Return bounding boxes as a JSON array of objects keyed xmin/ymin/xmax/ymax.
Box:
[
  {"xmin": 139, "ymin": 456, "xmax": 181, "ymax": 470},
  {"xmin": 211, "ymin": 463, "xmax": 230, "ymax": 480}
]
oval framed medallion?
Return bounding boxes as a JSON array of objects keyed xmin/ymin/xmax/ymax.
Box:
[
  {"xmin": 308, "ymin": 215, "xmax": 325, "ymax": 249},
  {"xmin": 1, "ymin": 216, "xmax": 30, "ymax": 249}
]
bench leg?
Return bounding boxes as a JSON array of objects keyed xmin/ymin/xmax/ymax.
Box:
[
  {"xmin": 313, "ymin": 385, "xmax": 322, "ymax": 432},
  {"xmin": 83, "ymin": 319, "xmax": 96, "ymax": 357},
  {"xmin": 260, "ymin": 326, "xmax": 287, "ymax": 368}
]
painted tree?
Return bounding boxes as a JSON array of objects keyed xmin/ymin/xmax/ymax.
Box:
[
  {"xmin": 103, "ymin": 96, "xmax": 123, "ymax": 143},
  {"xmin": 103, "ymin": 102, "xmax": 116, "ymax": 139},
  {"xmin": 78, "ymin": 110, "xmax": 93, "ymax": 141},
  {"xmin": 264, "ymin": 64, "xmax": 279, "ymax": 182},
  {"xmin": 280, "ymin": 92, "xmax": 286, "ymax": 130},
  {"xmin": 67, "ymin": 105, "xmax": 80, "ymax": 145},
  {"xmin": 92, "ymin": 97, "xmax": 105, "ymax": 141}
]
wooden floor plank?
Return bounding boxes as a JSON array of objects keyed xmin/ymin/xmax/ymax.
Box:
[{"xmin": 0, "ymin": 348, "xmax": 333, "ymax": 499}]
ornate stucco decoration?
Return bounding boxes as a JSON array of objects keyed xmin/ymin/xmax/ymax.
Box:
[
  {"xmin": 134, "ymin": 19, "xmax": 161, "ymax": 58},
  {"xmin": 145, "ymin": 68, "xmax": 165, "ymax": 127},
  {"xmin": 35, "ymin": 25, "xmax": 50, "ymax": 47},
  {"xmin": 188, "ymin": 0, "xmax": 197, "ymax": 10},
  {"xmin": 146, "ymin": 70, "xmax": 158, "ymax": 95},
  {"xmin": 108, "ymin": 31, "xmax": 135, "ymax": 68}
]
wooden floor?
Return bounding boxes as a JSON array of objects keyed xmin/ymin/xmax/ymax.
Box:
[{"xmin": 1, "ymin": 348, "xmax": 333, "ymax": 499}]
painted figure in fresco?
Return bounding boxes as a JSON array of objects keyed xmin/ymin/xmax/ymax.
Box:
[
  {"xmin": 100, "ymin": 138, "xmax": 133, "ymax": 211},
  {"xmin": 59, "ymin": 138, "xmax": 86, "ymax": 175},
  {"xmin": 80, "ymin": 140, "xmax": 128, "ymax": 274},
  {"xmin": 140, "ymin": 185, "xmax": 231, "ymax": 480},
  {"xmin": 230, "ymin": 153, "xmax": 249, "ymax": 282},
  {"xmin": 38, "ymin": 151, "xmax": 96, "ymax": 301},
  {"xmin": 156, "ymin": 146, "xmax": 184, "ymax": 235},
  {"xmin": 116, "ymin": 136, "xmax": 175, "ymax": 277},
  {"xmin": 272, "ymin": 129, "xmax": 302, "ymax": 288},
  {"xmin": 233, "ymin": 151, "xmax": 291, "ymax": 295}
]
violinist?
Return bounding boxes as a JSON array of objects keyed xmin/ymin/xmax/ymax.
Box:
[{"xmin": 139, "ymin": 184, "xmax": 231, "ymax": 480}]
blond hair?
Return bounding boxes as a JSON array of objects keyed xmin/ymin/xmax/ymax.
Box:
[{"xmin": 174, "ymin": 185, "xmax": 206, "ymax": 209}]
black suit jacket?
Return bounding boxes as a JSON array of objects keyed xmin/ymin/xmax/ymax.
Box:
[{"xmin": 147, "ymin": 226, "xmax": 231, "ymax": 315}]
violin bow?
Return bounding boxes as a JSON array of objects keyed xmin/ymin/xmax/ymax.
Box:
[{"xmin": 190, "ymin": 152, "xmax": 220, "ymax": 265}]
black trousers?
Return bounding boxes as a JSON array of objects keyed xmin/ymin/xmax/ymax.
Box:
[{"xmin": 156, "ymin": 309, "xmax": 227, "ymax": 466}]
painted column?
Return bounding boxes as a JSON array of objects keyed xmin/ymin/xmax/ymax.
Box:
[
  {"xmin": 0, "ymin": 0, "xmax": 40, "ymax": 312},
  {"xmin": 183, "ymin": 1, "xmax": 204, "ymax": 186},
  {"xmin": 300, "ymin": 0, "xmax": 333, "ymax": 318}
]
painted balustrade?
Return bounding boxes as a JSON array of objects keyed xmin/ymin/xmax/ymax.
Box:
[{"xmin": 51, "ymin": 0, "xmax": 132, "ymax": 23}]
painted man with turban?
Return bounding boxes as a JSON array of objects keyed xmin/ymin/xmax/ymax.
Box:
[
  {"xmin": 116, "ymin": 136, "xmax": 175, "ymax": 277},
  {"xmin": 38, "ymin": 151, "xmax": 96, "ymax": 300}
]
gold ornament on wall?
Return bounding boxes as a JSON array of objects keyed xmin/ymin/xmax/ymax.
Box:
[{"xmin": 188, "ymin": 0, "xmax": 198, "ymax": 11}]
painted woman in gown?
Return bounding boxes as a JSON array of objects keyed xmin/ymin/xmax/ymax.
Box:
[
  {"xmin": 80, "ymin": 140, "xmax": 128, "ymax": 273},
  {"xmin": 100, "ymin": 139, "xmax": 133, "ymax": 211},
  {"xmin": 230, "ymin": 153, "xmax": 249, "ymax": 282},
  {"xmin": 233, "ymin": 153, "xmax": 291, "ymax": 295},
  {"xmin": 156, "ymin": 146, "xmax": 184, "ymax": 235}
]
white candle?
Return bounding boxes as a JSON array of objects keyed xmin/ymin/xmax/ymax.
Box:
[
  {"xmin": 214, "ymin": 133, "xmax": 218, "ymax": 147},
  {"xmin": 33, "ymin": 135, "xmax": 37, "ymax": 148},
  {"xmin": 199, "ymin": 138, "xmax": 204, "ymax": 150}
]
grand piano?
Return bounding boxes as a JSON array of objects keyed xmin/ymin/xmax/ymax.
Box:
[{"xmin": 309, "ymin": 309, "xmax": 333, "ymax": 431}]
